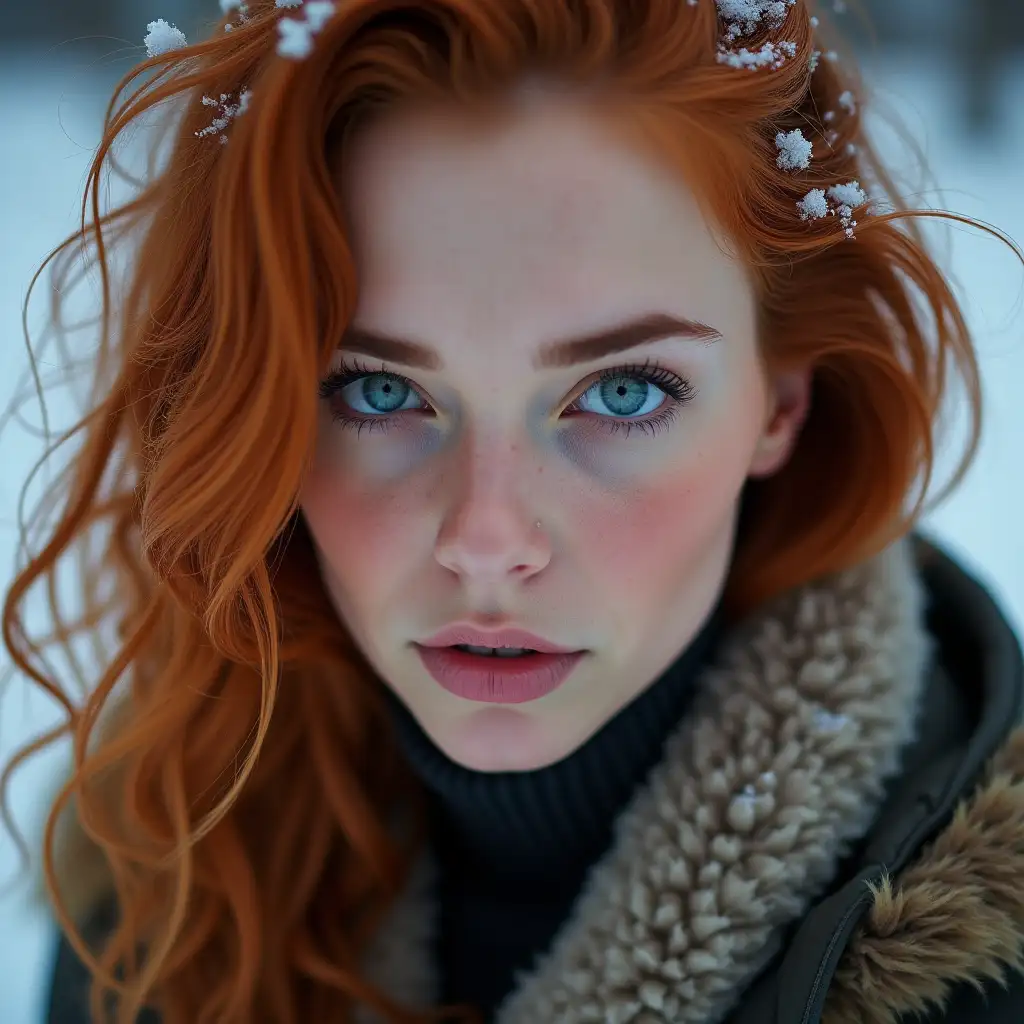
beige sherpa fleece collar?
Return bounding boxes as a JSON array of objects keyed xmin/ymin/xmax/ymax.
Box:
[{"xmin": 357, "ymin": 538, "xmax": 933, "ymax": 1024}]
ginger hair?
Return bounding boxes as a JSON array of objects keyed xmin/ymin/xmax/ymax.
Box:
[{"xmin": 1, "ymin": 1, "xmax": 1014, "ymax": 1022}]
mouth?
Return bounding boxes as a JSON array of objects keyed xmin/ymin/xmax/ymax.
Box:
[
  {"xmin": 450, "ymin": 643, "xmax": 541, "ymax": 658},
  {"xmin": 414, "ymin": 627, "xmax": 587, "ymax": 703},
  {"xmin": 413, "ymin": 630, "xmax": 589, "ymax": 704}
]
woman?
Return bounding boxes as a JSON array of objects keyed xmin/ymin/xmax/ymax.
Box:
[{"xmin": 3, "ymin": 0, "xmax": 1023, "ymax": 1022}]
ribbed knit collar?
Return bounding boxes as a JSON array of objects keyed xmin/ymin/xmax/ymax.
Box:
[{"xmin": 386, "ymin": 609, "xmax": 724, "ymax": 886}]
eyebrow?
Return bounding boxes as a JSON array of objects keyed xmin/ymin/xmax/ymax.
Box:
[{"xmin": 339, "ymin": 312, "xmax": 722, "ymax": 371}]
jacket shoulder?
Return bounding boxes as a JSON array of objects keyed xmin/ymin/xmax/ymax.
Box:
[
  {"xmin": 823, "ymin": 727, "xmax": 1024, "ymax": 1024},
  {"xmin": 45, "ymin": 900, "xmax": 162, "ymax": 1024}
]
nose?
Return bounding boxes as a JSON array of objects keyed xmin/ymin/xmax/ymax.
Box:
[{"xmin": 433, "ymin": 441, "xmax": 551, "ymax": 588}]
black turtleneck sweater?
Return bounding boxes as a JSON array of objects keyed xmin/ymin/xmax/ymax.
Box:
[{"xmin": 386, "ymin": 611, "xmax": 722, "ymax": 1021}]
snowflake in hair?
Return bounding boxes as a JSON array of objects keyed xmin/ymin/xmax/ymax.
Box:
[
  {"xmin": 144, "ymin": 19, "xmax": 187, "ymax": 57},
  {"xmin": 776, "ymin": 129, "xmax": 812, "ymax": 171},
  {"xmin": 277, "ymin": 0, "xmax": 337, "ymax": 59},
  {"xmin": 717, "ymin": 0, "xmax": 798, "ymax": 43},
  {"xmin": 195, "ymin": 90, "xmax": 252, "ymax": 144},
  {"xmin": 715, "ymin": 0, "xmax": 798, "ymax": 70},
  {"xmin": 798, "ymin": 180, "xmax": 869, "ymax": 238}
]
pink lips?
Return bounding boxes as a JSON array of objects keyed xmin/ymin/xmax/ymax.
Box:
[{"xmin": 415, "ymin": 624, "xmax": 586, "ymax": 703}]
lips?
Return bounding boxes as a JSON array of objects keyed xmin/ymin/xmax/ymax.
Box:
[
  {"xmin": 414, "ymin": 645, "xmax": 586, "ymax": 703},
  {"xmin": 418, "ymin": 624, "xmax": 580, "ymax": 655},
  {"xmin": 414, "ymin": 623, "xmax": 587, "ymax": 703}
]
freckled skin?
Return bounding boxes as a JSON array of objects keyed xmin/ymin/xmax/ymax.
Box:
[{"xmin": 301, "ymin": 87, "xmax": 810, "ymax": 772}]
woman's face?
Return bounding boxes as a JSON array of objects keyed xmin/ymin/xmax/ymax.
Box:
[{"xmin": 301, "ymin": 89, "xmax": 809, "ymax": 772}]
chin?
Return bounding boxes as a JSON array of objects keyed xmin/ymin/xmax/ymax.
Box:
[{"xmin": 435, "ymin": 705, "xmax": 577, "ymax": 773}]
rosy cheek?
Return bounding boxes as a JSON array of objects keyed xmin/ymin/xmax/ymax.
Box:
[
  {"xmin": 301, "ymin": 463, "xmax": 420, "ymax": 609},
  {"xmin": 567, "ymin": 442, "xmax": 743, "ymax": 597},
  {"xmin": 304, "ymin": 416, "xmax": 446, "ymax": 593}
]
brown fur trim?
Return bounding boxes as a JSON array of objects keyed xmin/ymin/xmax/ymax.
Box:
[{"xmin": 823, "ymin": 727, "xmax": 1024, "ymax": 1024}]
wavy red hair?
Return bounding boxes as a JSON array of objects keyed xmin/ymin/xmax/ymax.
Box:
[{"xmin": 1, "ymin": 0, "xmax": 1012, "ymax": 1021}]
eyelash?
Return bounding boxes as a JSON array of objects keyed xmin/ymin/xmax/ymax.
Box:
[{"xmin": 317, "ymin": 356, "xmax": 697, "ymax": 439}]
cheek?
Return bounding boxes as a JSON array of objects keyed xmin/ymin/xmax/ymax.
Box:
[
  {"xmin": 299, "ymin": 457, "xmax": 428, "ymax": 622},
  {"xmin": 571, "ymin": 448, "xmax": 738, "ymax": 594},
  {"xmin": 567, "ymin": 397, "xmax": 766, "ymax": 601},
  {"xmin": 303, "ymin": 411, "xmax": 446, "ymax": 590}
]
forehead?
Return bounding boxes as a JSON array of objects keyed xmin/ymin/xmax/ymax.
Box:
[{"xmin": 333, "ymin": 93, "xmax": 752, "ymax": 352}]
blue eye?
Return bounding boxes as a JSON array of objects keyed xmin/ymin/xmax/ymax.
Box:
[
  {"xmin": 338, "ymin": 372, "xmax": 425, "ymax": 415},
  {"xmin": 576, "ymin": 374, "xmax": 670, "ymax": 418},
  {"xmin": 563, "ymin": 361, "xmax": 697, "ymax": 438},
  {"xmin": 318, "ymin": 360, "xmax": 430, "ymax": 435}
]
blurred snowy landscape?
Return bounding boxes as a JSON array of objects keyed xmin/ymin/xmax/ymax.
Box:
[{"xmin": 1, "ymin": 45, "xmax": 1024, "ymax": 1024}]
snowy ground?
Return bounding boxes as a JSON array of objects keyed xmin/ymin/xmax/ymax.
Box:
[{"xmin": 1, "ymin": 49, "xmax": 1023, "ymax": 1024}]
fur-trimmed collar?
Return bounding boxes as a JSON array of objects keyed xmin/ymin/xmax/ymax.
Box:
[
  {"xmin": 357, "ymin": 538, "xmax": 955, "ymax": 1023},
  {"xmin": 823, "ymin": 725, "xmax": 1024, "ymax": 1024}
]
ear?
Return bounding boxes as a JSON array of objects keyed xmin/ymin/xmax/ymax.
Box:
[{"xmin": 748, "ymin": 367, "xmax": 812, "ymax": 479}]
